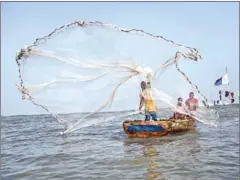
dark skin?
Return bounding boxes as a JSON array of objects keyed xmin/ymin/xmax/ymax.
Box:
[{"xmin": 185, "ymin": 92, "xmax": 198, "ymax": 111}]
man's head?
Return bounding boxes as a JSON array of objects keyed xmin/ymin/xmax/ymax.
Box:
[
  {"xmin": 140, "ymin": 81, "xmax": 146, "ymax": 90},
  {"xmin": 177, "ymin": 97, "xmax": 183, "ymax": 105},
  {"xmin": 146, "ymin": 81, "xmax": 151, "ymax": 88},
  {"xmin": 189, "ymin": 92, "xmax": 194, "ymax": 98}
]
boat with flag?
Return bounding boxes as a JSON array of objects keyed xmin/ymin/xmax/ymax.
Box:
[{"xmin": 213, "ymin": 67, "xmax": 239, "ymax": 106}]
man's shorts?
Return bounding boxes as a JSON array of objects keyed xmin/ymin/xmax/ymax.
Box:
[{"xmin": 145, "ymin": 112, "xmax": 157, "ymax": 121}]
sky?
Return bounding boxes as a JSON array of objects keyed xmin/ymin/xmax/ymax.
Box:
[{"xmin": 1, "ymin": 2, "xmax": 239, "ymax": 116}]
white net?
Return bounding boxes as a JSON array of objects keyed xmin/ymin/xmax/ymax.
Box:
[{"xmin": 15, "ymin": 20, "xmax": 219, "ymax": 134}]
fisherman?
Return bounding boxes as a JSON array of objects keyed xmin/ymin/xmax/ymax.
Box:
[
  {"xmin": 231, "ymin": 92, "xmax": 235, "ymax": 103},
  {"xmin": 185, "ymin": 92, "xmax": 198, "ymax": 111},
  {"xmin": 219, "ymin": 90, "xmax": 222, "ymax": 101},
  {"xmin": 139, "ymin": 81, "xmax": 158, "ymax": 121},
  {"xmin": 173, "ymin": 97, "xmax": 187, "ymax": 119},
  {"xmin": 225, "ymin": 91, "xmax": 229, "ymax": 98}
]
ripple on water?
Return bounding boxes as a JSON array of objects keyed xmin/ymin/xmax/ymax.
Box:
[{"xmin": 1, "ymin": 105, "xmax": 239, "ymax": 180}]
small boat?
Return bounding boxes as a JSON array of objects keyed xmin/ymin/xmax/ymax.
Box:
[
  {"xmin": 213, "ymin": 67, "xmax": 239, "ymax": 106},
  {"xmin": 123, "ymin": 118, "xmax": 196, "ymax": 138}
]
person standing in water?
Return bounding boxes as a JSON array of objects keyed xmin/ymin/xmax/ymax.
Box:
[
  {"xmin": 185, "ymin": 92, "xmax": 198, "ymax": 111},
  {"xmin": 139, "ymin": 81, "xmax": 158, "ymax": 121}
]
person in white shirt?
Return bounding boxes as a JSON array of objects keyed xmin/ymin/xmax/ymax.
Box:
[{"xmin": 173, "ymin": 97, "xmax": 187, "ymax": 119}]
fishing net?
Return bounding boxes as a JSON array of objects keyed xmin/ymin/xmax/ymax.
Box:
[{"xmin": 15, "ymin": 20, "xmax": 219, "ymax": 134}]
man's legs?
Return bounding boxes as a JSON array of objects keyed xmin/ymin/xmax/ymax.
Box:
[
  {"xmin": 145, "ymin": 112, "xmax": 151, "ymax": 121},
  {"xmin": 150, "ymin": 112, "xmax": 157, "ymax": 121}
]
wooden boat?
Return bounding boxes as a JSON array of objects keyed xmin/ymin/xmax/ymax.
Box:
[{"xmin": 123, "ymin": 118, "xmax": 196, "ymax": 138}]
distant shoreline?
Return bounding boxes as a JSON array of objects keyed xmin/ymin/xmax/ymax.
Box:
[
  {"xmin": 1, "ymin": 108, "xmax": 174, "ymax": 118},
  {"xmin": 2, "ymin": 104, "xmax": 239, "ymax": 118}
]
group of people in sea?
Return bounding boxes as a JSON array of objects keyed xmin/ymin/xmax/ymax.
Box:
[
  {"xmin": 138, "ymin": 81, "xmax": 198, "ymax": 121},
  {"xmin": 214, "ymin": 90, "xmax": 235, "ymax": 105}
]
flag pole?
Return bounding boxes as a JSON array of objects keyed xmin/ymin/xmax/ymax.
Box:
[{"xmin": 226, "ymin": 66, "xmax": 229, "ymax": 91}]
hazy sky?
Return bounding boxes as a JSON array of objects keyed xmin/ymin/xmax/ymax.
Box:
[{"xmin": 1, "ymin": 2, "xmax": 239, "ymax": 116}]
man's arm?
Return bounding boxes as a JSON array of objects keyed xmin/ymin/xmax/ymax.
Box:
[
  {"xmin": 139, "ymin": 99, "xmax": 144, "ymax": 111},
  {"xmin": 195, "ymin": 99, "xmax": 199, "ymax": 105},
  {"xmin": 185, "ymin": 100, "xmax": 191, "ymax": 111},
  {"xmin": 194, "ymin": 99, "xmax": 199, "ymax": 110},
  {"xmin": 139, "ymin": 92, "xmax": 145, "ymax": 110}
]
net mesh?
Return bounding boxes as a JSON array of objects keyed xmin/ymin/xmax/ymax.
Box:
[{"xmin": 15, "ymin": 20, "xmax": 219, "ymax": 134}]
